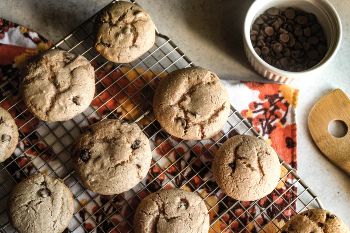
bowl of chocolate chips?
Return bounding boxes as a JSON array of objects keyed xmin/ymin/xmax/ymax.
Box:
[{"xmin": 244, "ymin": 0, "xmax": 342, "ymax": 83}]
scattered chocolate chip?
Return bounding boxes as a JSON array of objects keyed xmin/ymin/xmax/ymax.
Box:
[
  {"xmin": 307, "ymin": 50, "xmax": 319, "ymax": 60},
  {"xmin": 272, "ymin": 42, "xmax": 283, "ymax": 53},
  {"xmin": 280, "ymin": 33, "xmax": 290, "ymax": 43},
  {"xmin": 262, "ymin": 46, "xmax": 270, "ymax": 56},
  {"xmin": 267, "ymin": 7, "xmax": 280, "ymax": 16},
  {"xmin": 72, "ymin": 96, "xmax": 82, "ymax": 105},
  {"xmin": 296, "ymin": 15, "xmax": 308, "ymax": 25},
  {"xmin": 254, "ymin": 47, "xmax": 262, "ymax": 56},
  {"xmin": 308, "ymin": 36, "xmax": 319, "ymax": 45},
  {"xmin": 1, "ymin": 134, "xmax": 11, "ymax": 142},
  {"xmin": 131, "ymin": 139, "xmax": 141, "ymax": 149},
  {"xmin": 0, "ymin": 117, "xmax": 4, "ymax": 124},
  {"xmin": 37, "ymin": 188, "xmax": 51, "ymax": 198},
  {"xmin": 178, "ymin": 198, "xmax": 189, "ymax": 210},
  {"xmin": 255, "ymin": 17, "xmax": 264, "ymax": 25},
  {"xmin": 264, "ymin": 26, "xmax": 274, "ymax": 37},
  {"xmin": 80, "ymin": 149, "xmax": 91, "ymax": 162},
  {"xmin": 326, "ymin": 213, "xmax": 336, "ymax": 220},
  {"xmin": 285, "ymin": 8, "xmax": 295, "ymax": 19}
]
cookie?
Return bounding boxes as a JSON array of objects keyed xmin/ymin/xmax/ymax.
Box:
[
  {"xmin": 134, "ymin": 188, "xmax": 209, "ymax": 233},
  {"xmin": 281, "ymin": 209, "xmax": 349, "ymax": 233},
  {"xmin": 74, "ymin": 119, "xmax": 152, "ymax": 195},
  {"xmin": 153, "ymin": 67, "xmax": 230, "ymax": 140},
  {"xmin": 0, "ymin": 107, "xmax": 19, "ymax": 162},
  {"xmin": 212, "ymin": 135, "xmax": 280, "ymax": 201},
  {"xmin": 95, "ymin": 1, "xmax": 156, "ymax": 63},
  {"xmin": 9, "ymin": 173, "xmax": 74, "ymax": 233},
  {"xmin": 22, "ymin": 49, "xmax": 95, "ymax": 122}
]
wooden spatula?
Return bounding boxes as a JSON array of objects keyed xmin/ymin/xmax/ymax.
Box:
[{"xmin": 308, "ymin": 89, "xmax": 350, "ymax": 175}]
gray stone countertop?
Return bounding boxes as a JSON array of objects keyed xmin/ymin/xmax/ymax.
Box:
[{"xmin": 1, "ymin": 0, "xmax": 350, "ymax": 227}]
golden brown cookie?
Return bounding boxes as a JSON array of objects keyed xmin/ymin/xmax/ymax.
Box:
[
  {"xmin": 74, "ymin": 119, "xmax": 152, "ymax": 195},
  {"xmin": 212, "ymin": 135, "xmax": 280, "ymax": 201},
  {"xmin": 22, "ymin": 49, "xmax": 95, "ymax": 122},
  {"xmin": 153, "ymin": 67, "xmax": 230, "ymax": 140},
  {"xmin": 281, "ymin": 209, "xmax": 349, "ymax": 233},
  {"xmin": 134, "ymin": 188, "xmax": 209, "ymax": 233},
  {"xmin": 95, "ymin": 1, "xmax": 156, "ymax": 63}
]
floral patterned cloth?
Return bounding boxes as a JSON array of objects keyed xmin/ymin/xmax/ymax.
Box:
[{"xmin": 0, "ymin": 18, "xmax": 299, "ymax": 233}]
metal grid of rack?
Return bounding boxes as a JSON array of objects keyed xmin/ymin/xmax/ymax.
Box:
[{"xmin": 0, "ymin": 1, "xmax": 323, "ymax": 232}]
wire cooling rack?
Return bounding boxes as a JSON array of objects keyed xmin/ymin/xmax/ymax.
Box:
[{"xmin": 0, "ymin": 0, "xmax": 323, "ymax": 232}]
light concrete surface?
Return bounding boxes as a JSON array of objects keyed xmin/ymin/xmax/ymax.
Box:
[{"xmin": 1, "ymin": 0, "xmax": 350, "ymax": 227}]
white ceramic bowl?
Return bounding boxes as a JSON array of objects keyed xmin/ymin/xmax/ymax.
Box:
[{"xmin": 243, "ymin": 0, "xmax": 342, "ymax": 83}]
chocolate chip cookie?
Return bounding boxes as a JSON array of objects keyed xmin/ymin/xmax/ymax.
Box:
[
  {"xmin": 0, "ymin": 107, "xmax": 18, "ymax": 162},
  {"xmin": 9, "ymin": 173, "xmax": 74, "ymax": 233},
  {"xmin": 153, "ymin": 67, "xmax": 230, "ymax": 140},
  {"xmin": 95, "ymin": 1, "xmax": 156, "ymax": 63},
  {"xmin": 212, "ymin": 135, "xmax": 281, "ymax": 201},
  {"xmin": 22, "ymin": 49, "xmax": 95, "ymax": 122},
  {"xmin": 281, "ymin": 209, "xmax": 349, "ymax": 233},
  {"xmin": 74, "ymin": 119, "xmax": 152, "ymax": 195},
  {"xmin": 134, "ymin": 188, "xmax": 209, "ymax": 233}
]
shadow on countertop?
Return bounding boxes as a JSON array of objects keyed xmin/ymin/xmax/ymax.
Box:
[{"xmin": 180, "ymin": 0, "xmax": 254, "ymax": 71}]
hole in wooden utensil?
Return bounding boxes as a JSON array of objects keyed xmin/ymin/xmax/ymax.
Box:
[{"xmin": 328, "ymin": 120, "xmax": 348, "ymax": 138}]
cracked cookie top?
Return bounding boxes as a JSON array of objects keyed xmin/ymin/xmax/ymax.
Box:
[
  {"xmin": 281, "ymin": 209, "xmax": 349, "ymax": 233},
  {"xmin": 0, "ymin": 107, "xmax": 18, "ymax": 162},
  {"xmin": 134, "ymin": 188, "xmax": 209, "ymax": 233},
  {"xmin": 74, "ymin": 119, "xmax": 152, "ymax": 195},
  {"xmin": 153, "ymin": 67, "xmax": 230, "ymax": 140},
  {"xmin": 9, "ymin": 173, "xmax": 74, "ymax": 233},
  {"xmin": 212, "ymin": 135, "xmax": 280, "ymax": 201},
  {"xmin": 22, "ymin": 49, "xmax": 95, "ymax": 122},
  {"xmin": 95, "ymin": 1, "xmax": 156, "ymax": 63}
]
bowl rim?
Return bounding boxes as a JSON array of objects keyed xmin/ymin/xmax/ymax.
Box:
[{"xmin": 243, "ymin": 0, "xmax": 343, "ymax": 76}]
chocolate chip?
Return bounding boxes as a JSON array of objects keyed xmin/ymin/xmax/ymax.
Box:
[
  {"xmin": 326, "ymin": 213, "xmax": 336, "ymax": 220},
  {"xmin": 294, "ymin": 25, "xmax": 303, "ymax": 37},
  {"xmin": 266, "ymin": 7, "xmax": 280, "ymax": 16},
  {"xmin": 283, "ymin": 48, "xmax": 291, "ymax": 57},
  {"xmin": 228, "ymin": 162, "xmax": 236, "ymax": 170},
  {"xmin": 80, "ymin": 149, "xmax": 91, "ymax": 162},
  {"xmin": 285, "ymin": 8, "xmax": 295, "ymax": 19},
  {"xmin": 307, "ymin": 50, "xmax": 319, "ymax": 60},
  {"xmin": 308, "ymin": 36, "xmax": 319, "ymax": 45},
  {"xmin": 252, "ymin": 23, "xmax": 260, "ymax": 31},
  {"xmin": 296, "ymin": 15, "xmax": 308, "ymax": 25},
  {"xmin": 72, "ymin": 96, "xmax": 82, "ymax": 105},
  {"xmin": 264, "ymin": 26, "xmax": 274, "ymax": 36},
  {"xmin": 308, "ymin": 13, "xmax": 317, "ymax": 23},
  {"xmin": 1, "ymin": 134, "xmax": 11, "ymax": 142},
  {"xmin": 37, "ymin": 188, "xmax": 51, "ymax": 198},
  {"xmin": 178, "ymin": 198, "xmax": 189, "ymax": 210},
  {"xmin": 0, "ymin": 117, "xmax": 4, "ymax": 124},
  {"xmin": 261, "ymin": 46, "xmax": 270, "ymax": 56},
  {"xmin": 255, "ymin": 17, "xmax": 264, "ymax": 25},
  {"xmin": 303, "ymin": 42, "xmax": 311, "ymax": 51},
  {"xmin": 304, "ymin": 27, "xmax": 312, "ymax": 37},
  {"xmin": 254, "ymin": 47, "xmax": 262, "ymax": 56},
  {"xmin": 272, "ymin": 42, "xmax": 283, "ymax": 53},
  {"xmin": 280, "ymin": 33, "xmax": 290, "ymax": 43},
  {"xmin": 131, "ymin": 139, "xmax": 141, "ymax": 149}
]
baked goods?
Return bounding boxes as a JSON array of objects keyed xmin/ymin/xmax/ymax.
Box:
[
  {"xmin": 9, "ymin": 173, "xmax": 74, "ymax": 233},
  {"xmin": 95, "ymin": 1, "xmax": 156, "ymax": 63},
  {"xmin": 212, "ymin": 135, "xmax": 280, "ymax": 201},
  {"xmin": 281, "ymin": 208, "xmax": 350, "ymax": 233},
  {"xmin": 74, "ymin": 119, "xmax": 152, "ymax": 195},
  {"xmin": 153, "ymin": 67, "xmax": 230, "ymax": 140},
  {"xmin": 134, "ymin": 188, "xmax": 209, "ymax": 233},
  {"xmin": 0, "ymin": 107, "xmax": 18, "ymax": 162},
  {"xmin": 22, "ymin": 49, "xmax": 95, "ymax": 122}
]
